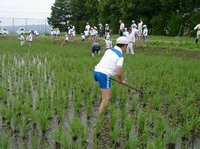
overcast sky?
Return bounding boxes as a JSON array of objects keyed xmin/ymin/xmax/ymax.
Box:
[{"xmin": 0, "ymin": 0, "xmax": 55, "ymax": 19}]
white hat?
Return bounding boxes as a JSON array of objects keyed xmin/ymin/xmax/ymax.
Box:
[
  {"xmin": 143, "ymin": 25, "xmax": 147, "ymax": 28},
  {"xmin": 116, "ymin": 36, "xmax": 129, "ymax": 44}
]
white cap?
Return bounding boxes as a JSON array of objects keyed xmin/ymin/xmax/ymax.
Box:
[
  {"xmin": 116, "ymin": 36, "xmax": 129, "ymax": 44},
  {"xmin": 143, "ymin": 25, "xmax": 147, "ymax": 28}
]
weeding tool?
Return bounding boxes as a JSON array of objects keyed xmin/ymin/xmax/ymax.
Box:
[{"xmin": 110, "ymin": 78, "xmax": 144, "ymax": 94}]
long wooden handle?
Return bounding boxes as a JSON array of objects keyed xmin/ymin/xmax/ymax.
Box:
[{"xmin": 110, "ymin": 78, "xmax": 144, "ymax": 94}]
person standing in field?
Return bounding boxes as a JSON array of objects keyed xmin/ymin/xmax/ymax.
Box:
[
  {"xmin": 84, "ymin": 28, "xmax": 90, "ymax": 40},
  {"xmin": 18, "ymin": 34, "xmax": 25, "ymax": 46},
  {"xmin": 105, "ymin": 24, "xmax": 110, "ymax": 35},
  {"xmin": 142, "ymin": 24, "xmax": 148, "ymax": 46},
  {"xmin": 99, "ymin": 23, "xmax": 104, "ymax": 39},
  {"xmin": 194, "ymin": 22, "xmax": 200, "ymax": 44},
  {"xmin": 90, "ymin": 26, "xmax": 98, "ymax": 43},
  {"xmin": 123, "ymin": 28, "xmax": 128, "ymax": 37},
  {"xmin": 119, "ymin": 20, "xmax": 125, "ymax": 36},
  {"xmin": 85, "ymin": 22, "xmax": 91, "ymax": 32},
  {"xmin": 137, "ymin": 19, "xmax": 143, "ymax": 35},
  {"xmin": 126, "ymin": 28, "xmax": 135, "ymax": 55},
  {"xmin": 27, "ymin": 32, "xmax": 33, "ymax": 47},
  {"xmin": 131, "ymin": 20, "xmax": 137, "ymax": 29},
  {"xmin": 105, "ymin": 35, "xmax": 112, "ymax": 50},
  {"xmin": 132, "ymin": 24, "xmax": 140, "ymax": 46},
  {"xmin": 93, "ymin": 36, "xmax": 129, "ymax": 113}
]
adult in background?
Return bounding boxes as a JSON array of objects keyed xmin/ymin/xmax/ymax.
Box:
[
  {"xmin": 119, "ymin": 20, "xmax": 125, "ymax": 36},
  {"xmin": 137, "ymin": 19, "xmax": 143, "ymax": 35},
  {"xmin": 93, "ymin": 36, "xmax": 129, "ymax": 113},
  {"xmin": 99, "ymin": 23, "xmax": 104, "ymax": 39},
  {"xmin": 194, "ymin": 22, "xmax": 200, "ymax": 44},
  {"xmin": 91, "ymin": 42, "xmax": 101, "ymax": 56}
]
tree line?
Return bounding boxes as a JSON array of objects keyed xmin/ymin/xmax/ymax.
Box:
[{"xmin": 47, "ymin": 0, "xmax": 200, "ymax": 36}]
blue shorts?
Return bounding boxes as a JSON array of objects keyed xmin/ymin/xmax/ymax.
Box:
[
  {"xmin": 94, "ymin": 71, "xmax": 111, "ymax": 89},
  {"xmin": 143, "ymin": 36, "xmax": 147, "ymax": 40}
]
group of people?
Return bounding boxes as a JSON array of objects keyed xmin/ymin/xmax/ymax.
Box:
[
  {"xmin": 119, "ymin": 19, "xmax": 148, "ymax": 55},
  {"xmin": 18, "ymin": 32, "xmax": 33, "ymax": 47},
  {"xmin": 50, "ymin": 28, "xmax": 61, "ymax": 41}
]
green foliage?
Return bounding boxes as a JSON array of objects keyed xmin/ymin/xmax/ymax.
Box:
[
  {"xmin": 48, "ymin": 0, "xmax": 200, "ymax": 35},
  {"xmin": 150, "ymin": 14, "xmax": 167, "ymax": 35},
  {"xmin": 47, "ymin": 0, "xmax": 71, "ymax": 31}
]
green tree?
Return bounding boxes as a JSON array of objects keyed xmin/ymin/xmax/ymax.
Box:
[
  {"xmin": 47, "ymin": 0, "xmax": 71, "ymax": 31},
  {"xmin": 70, "ymin": 0, "xmax": 87, "ymax": 33},
  {"xmin": 47, "ymin": 0, "xmax": 200, "ymax": 35},
  {"xmin": 85, "ymin": 0, "xmax": 100, "ymax": 26}
]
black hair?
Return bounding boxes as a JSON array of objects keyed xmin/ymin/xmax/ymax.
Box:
[{"xmin": 117, "ymin": 44, "xmax": 126, "ymax": 47}]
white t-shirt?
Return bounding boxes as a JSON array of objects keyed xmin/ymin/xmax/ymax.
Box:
[
  {"xmin": 28, "ymin": 34, "xmax": 33, "ymax": 41},
  {"xmin": 105, "ymin": 39, "xmax": 112, "ymax": 49},
  {"xmin": 194, "ymin": 24, "xmax": 200, "ymax": 34},
  {"xmin": 94, "ymin": 46, "xmax": 124, "ymax": 77},
  {"xmin": 138, "ymin": 21, "xmax": 143, "ymax": 33},
  {"xmin": 143, "ymin": 28, "xmax": 148, "ymax": 36},
  {"xmin": 120, "ymin": 23, "xmax": 125, "ymax": 30},
  {"xmin": 85, "ymin": 24, "xmax": 90, "ymax": 31},
  {"xmin": 126, "ymin": 32, "xmax": 135, "ymax": 43},
  {"xmin": 84, "ymin": 30, "xmax": 89, "ymax": 36}
]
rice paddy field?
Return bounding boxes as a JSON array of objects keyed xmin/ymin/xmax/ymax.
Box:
[{"xmin": 0, "ymin": 34, "xmax": 200, "ymax": 149}]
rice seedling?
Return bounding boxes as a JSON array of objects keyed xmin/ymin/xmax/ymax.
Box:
[
  {"xmin": 36, "ymin": 107, "xmax": 52, "ymax": 133},
  {"xmin": 124, "ymin": 137, "xmax": 138, "ymax": 149},
  {"xmin": 95, "ymin": 113, "xmax": 104, "ymax": 138},
  {"xmin": 69, "ymin": 116, "xmax": 89, "ymax": 144},
  {"xmin": 52, "ymin": 124, "xmax": 70, "ymax": 148},
  {"xmin": 123, "ymin": 115, "xmax": 133, "ymax": 138},
  {"xmin": 110, "ymin": 123, "xmax": 120, "ymax": 147},
  {"xmin": 110, "ymin": 104, "xmax": 118, "ymax": 131},
  {"xmin": 30, "ymin": 134, "xmax": 39, "ymax": 149},
  {"xmin": 0, "ymin": 132, "xmax": 11, "ymax": 149}
]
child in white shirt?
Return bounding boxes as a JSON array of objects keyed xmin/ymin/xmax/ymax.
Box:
[{"xmin": 18, "ymin": 35, "xmax": 25, "ymax": 46}]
